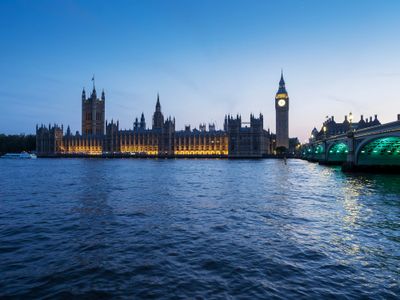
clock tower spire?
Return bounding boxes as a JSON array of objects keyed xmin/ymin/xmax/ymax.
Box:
[{"xmin": 275, "ymin": 71, "xmax": 289, "ymax": 151}]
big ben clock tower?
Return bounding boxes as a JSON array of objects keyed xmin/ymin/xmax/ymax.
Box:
[{"xmin": 275, "ymin": 71, "xmax": 289, "ymax": 150}]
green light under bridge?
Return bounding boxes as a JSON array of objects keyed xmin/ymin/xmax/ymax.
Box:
[
  {"xmin": 327, "ymin": 142, "xmax": 348, "ymax": 162},
  {"xmin": 358, "ymin": 137, "xmax": 400, "ymax": 166},
  {"xmin": 315, "ymin": 145, "xmax": 324, "ymax": 154},
  {"xmin": 328, "ymin": 143, "xmax": 348, "ymax": 154}
]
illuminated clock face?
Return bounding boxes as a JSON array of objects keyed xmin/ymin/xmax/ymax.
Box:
[{"xmin": 278, "ymin": 99, "xmax": 286, "ymax": 107}]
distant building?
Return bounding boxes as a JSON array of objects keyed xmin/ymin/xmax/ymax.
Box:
[
  {"xmin": 37, "ymin": 89, "xmax": 276, "ymax": 158},
  {"xmin": 275, "ymin": 71, "xmax": 289, "ymax": 150},
  {"xmin": 226, "ymin": 114, "xmax": 271, "ymax": 158},
  {"xmin": 310, "ymin": 114, "xmax": 381, "ymax": 141},
  {"xmin": 36, "ymin": 73, "xmax": 296, "ymax": 158},
  {"xmin": 81, "ymin": 86, "xmax": 105, "ymax": 136},
  {"xmin": 36, "ymin": 124, "xmax": 64, "ymax": 154}
]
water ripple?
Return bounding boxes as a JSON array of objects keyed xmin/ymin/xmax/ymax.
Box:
[{"xmin": 0, "ymin": 159, "xmax": 399, "ymax": 298}]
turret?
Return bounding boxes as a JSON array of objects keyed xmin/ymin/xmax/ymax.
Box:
[
  {"xmin": 140, "ymin": 113, "xmax": 146, "ymax": 129},
  {"xmin": 101, "ymin": 89, "xmax": 105, "ymax": 101},
  {"xmin": 250, "ymin": 113, "xmax": 263, "ymax": 132},
  {"xmin": 372, "ymin": 114, "xmax": 381, "ymax": 126},
  {"xmin": 91, "ymin": 86, "xmax": 97, "ymax": 99},
  {"xmin": 152, "ymin": 93, "xmax": 164, "ymax": 130},
  {"xmin": 358, "ymin": 115, "xmax": 366, "ymax": 129},
  {"xmin": 82, "ymin": 88, "xmax": 86, "ymax": 101},
  {"xmin": 134, "ymin": 117, "xmax": 139, "ymax": 130},
  {"xmin": 224, "ymin": 115, "xmax": 228, "ymax": 131}
]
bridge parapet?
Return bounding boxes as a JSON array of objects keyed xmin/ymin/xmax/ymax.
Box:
[{"xmin": 354, "ymin": 120, "xmax": 400, "ymax": 136}]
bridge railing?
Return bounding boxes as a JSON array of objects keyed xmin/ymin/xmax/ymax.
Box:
[{"xmin": 354, "ymin": 120, "xmax": 400, "ymax": 138}]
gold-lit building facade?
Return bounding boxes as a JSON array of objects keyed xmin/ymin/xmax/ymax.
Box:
[{"xmin": 36, "ymin": 86, "xmax": 275, "ymax": 158}]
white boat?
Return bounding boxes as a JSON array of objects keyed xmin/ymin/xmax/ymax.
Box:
[{"xmin": 1, "ymin": 152, "xmax": 37, "ymax": 159}]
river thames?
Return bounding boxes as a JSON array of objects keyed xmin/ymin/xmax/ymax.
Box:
[{"xmin": 0, "ymin": 159, "xmax": 399, "ymax": 298}]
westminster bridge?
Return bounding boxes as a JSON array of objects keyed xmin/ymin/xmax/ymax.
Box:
[{"xmin": 301, "ymin": 118, "xmax": 400, "ymax": 172}]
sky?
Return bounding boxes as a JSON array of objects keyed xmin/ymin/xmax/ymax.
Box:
[{"xmin": 1, "ymin": 0, "xmax": 400, "ymax": 142}]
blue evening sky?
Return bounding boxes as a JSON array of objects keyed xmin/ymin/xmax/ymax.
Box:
[{"xmin": 1, "ymin": 0, "xmax": 400, "ymax": 141}]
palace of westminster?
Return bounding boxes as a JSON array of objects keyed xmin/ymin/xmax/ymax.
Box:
[{"xmin": 36, "ymin": 73, "xmax": 297, "ymax": 158}]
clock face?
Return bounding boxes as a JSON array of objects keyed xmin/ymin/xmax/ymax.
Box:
[{"xmin": 278, "ymin": 99, "xmax": 286, "ymax": 107}]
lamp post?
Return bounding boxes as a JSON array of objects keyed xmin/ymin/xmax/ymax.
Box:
[
  {"xmin": 345, "ymin": 112, "xmax": 355, "ymax": 168},
  {"xmin": 322, "ymin": 126, "xmax": 328, "ymax": 162}
]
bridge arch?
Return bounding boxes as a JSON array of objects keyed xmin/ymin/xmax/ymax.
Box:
[
  {"xmin": 327, "ymin": 142, "xmax": 349, "ymax": 163},
  {"xmin": 356, "ymin": 135, "xmax": 400, "ymax": 166},
  {"xmin": 302, "ymin": 145, "xmax": 314, "ymax": 159},
  {"xmin": 313, "ymin": 143, "xmax": 325, "ymax": 160}
]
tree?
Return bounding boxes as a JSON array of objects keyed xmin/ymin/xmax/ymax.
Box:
[
  {"xmin": 0, "ymin": 134, "xmax": 36, "ymax": 155},
  {"xmin": 276, "ymin": 146, "xmax": 287, "ymax": 155}
]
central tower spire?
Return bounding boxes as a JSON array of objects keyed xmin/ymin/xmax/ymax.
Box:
[
  {"xmin": 156, "ymin": 93, "xmax": 161, "ymax": 112},
  {"xmin": 278, "ymin": 70, "xmax": 287, "ymax": 94},
  {"xmin": 152, "ymin": 93, "xmax": 164, "ymax": 130}
]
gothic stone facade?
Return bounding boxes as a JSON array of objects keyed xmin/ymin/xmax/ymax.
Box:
[{"xmin": 36, "ymin": 87, "xmax": 277, "ymax": 158}]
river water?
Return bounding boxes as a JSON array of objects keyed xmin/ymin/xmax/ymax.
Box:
[{"xmin": 0, "ymin": 159, "xmax": 399, "ymax": 298}]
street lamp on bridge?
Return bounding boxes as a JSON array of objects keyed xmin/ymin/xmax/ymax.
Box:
[
  {"xmin": 348, "ymin": 112, "xmax": 355, "ymax": 132},
  {"xmin": 349, "ymin": 112, "xmax": 353, "ymax": 124}
]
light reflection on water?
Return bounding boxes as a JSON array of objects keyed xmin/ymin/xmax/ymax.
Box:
[{"xmin": 0, "ymin": 158, "xmax": 399, "ymax": 298}]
